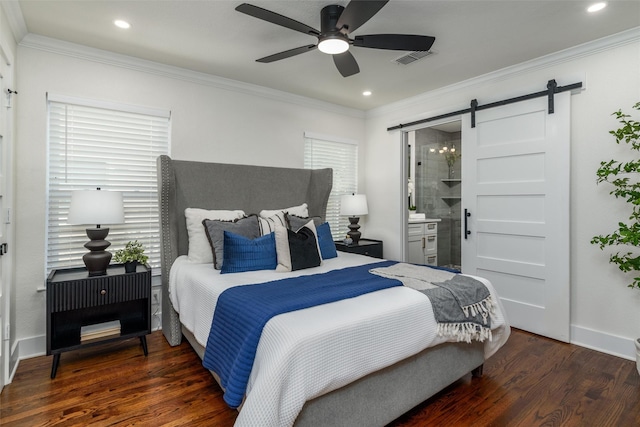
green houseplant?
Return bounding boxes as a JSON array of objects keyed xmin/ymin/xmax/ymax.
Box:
[
  {"xmin": 113, "ymin": 240, "xmax": 148, "ymax": 273},
  {"xmin": 591, "ymin": 102, "xmax": 640, "ymax": 289},
  {"xmin": 590, "ymin": 102, "xmax": 640, "ymax": 376}
]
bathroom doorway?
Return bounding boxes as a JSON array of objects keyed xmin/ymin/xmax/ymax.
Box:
[{"xmin": 407, "ymin": 120, "xmax": 462, "ymax": 270}]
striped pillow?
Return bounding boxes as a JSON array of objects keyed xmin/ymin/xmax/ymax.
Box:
[{"xmin": 258, "ymin": 211, "xmax": 287, "ymax": 235}]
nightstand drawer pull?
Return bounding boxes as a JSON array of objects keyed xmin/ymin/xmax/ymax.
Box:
[{"xmin": 100, "ymin": 289, "xmax": 106, "ymax": 295}]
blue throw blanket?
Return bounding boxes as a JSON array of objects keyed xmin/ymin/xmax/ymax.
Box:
[{"xmin": 203, "ymin": 261, "xmax": 401, "ymax": 408}]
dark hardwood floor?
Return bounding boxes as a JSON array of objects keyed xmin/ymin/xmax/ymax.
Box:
[{"xmin": 1, "ymin": 329, "xmax": 638, "ymax": 426}]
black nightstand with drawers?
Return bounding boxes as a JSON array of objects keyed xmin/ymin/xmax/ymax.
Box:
[
  {"xmin": 334, "ymin": 238, "xmax": 383, "ymax": 259},
  {"xmin": 46, "ymin": 263, "xmax": 151, "ymax": 378}
]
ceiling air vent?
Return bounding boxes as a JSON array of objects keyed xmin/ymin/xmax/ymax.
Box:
[{"xmin": 394, "ymin": 50, "xmax": 434, "ymax": 65}]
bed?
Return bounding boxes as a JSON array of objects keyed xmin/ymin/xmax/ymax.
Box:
[{"xmin": 157, "ymin": 155, "xmax": 510, "ymax": 427}]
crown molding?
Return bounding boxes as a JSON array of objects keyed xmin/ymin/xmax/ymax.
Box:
[
  {"xmin": 1, "ymin": 1, "xmax": 28, "ymax": 43},
  {"xmin": 367, "ymin": 26, "xmax": 640, "ymax": 119},
  {"xmin": 15, "ymin": 23, "xmax": 639, "ymax": 121},
  {"xmin": 19, "ymin": 34, "xmax": 365, "ymax": 119}
]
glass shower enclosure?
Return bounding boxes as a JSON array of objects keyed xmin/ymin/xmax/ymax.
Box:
[{"xmin": 407, "ymin": 122, "xmax": 462, "ymax": 270}]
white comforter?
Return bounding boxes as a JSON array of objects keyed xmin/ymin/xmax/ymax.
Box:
[{"xmin": 169, "ymin": 252, "xmax": 510, "ymax": 427}]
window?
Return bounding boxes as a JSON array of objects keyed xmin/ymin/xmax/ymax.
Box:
[
  {"xmin": 46, "ymin": 94, "xmax": 170, "ymax": 274},
  {"xmin": 304, "ymin": 132, "xmax": 358, "ymax": 239}
]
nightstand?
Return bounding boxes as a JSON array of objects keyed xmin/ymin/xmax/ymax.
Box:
[
  {"xmin": 46, "ymin": 263, "xmax": 151, "ymax": 378},
  {"xmin": 334, "ymin": 238, "xmax": 383, "ymax": 259}
]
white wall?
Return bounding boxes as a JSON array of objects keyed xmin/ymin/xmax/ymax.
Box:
[
  {"xmin": 10, "ymin": 27, "xmax": 640, "ymax": 364},
  {"xmin": 364, "ymin": 30, "xmax": 640, "ymax": 359},
  {"xmin": 12, "ymin": 37, "xmax": 366, "ymax": 353}
]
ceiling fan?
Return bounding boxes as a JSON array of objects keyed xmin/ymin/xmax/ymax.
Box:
[{"xmin": 235, "ymin": 1, "xmax": 436, "ymax": 77}]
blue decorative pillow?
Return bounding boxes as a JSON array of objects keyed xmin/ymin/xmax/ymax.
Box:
[
  {"xmin": 221, "ymin": 231, "xmax": 277, "ymax": 274},
  {"xmin": 316, "ymin": 222, "xmax": 337, "ymax": 259}
]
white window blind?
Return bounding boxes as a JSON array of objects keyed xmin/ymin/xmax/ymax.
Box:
[
  {"xmin": 304, "ymin": 132, "xmax": 358, "ymax": 239},
  {"xmin": 46, "ymin": 95, "xmax": 170, "ymax": 274}
]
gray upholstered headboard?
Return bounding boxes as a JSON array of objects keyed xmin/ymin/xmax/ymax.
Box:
[{"xmin": 156, "ymin": 155, "xmax": 333, "ymax": 345}]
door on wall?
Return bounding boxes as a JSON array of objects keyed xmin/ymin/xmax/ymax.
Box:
[
  {"xmin": 0, "ymin": 48, "xmax": 13, "ymax": 391},
  {"xmin": 406, "ymin": 121, "xmax": 463, "ymax": 270},
  {"xmin": 462, "ymin": 92, "xmax": 571, "ymax": 342}
]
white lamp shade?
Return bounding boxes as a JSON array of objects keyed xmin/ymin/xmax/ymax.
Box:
[
  {"xmin": 340, "ymin": 194, "xmax": 368, "ymax": 216},
  {"xmin": 68, "ymin": 189, "xmax": 125, "ymax": 226}
]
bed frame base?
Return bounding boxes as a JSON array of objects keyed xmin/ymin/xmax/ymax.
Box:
[{"xmin": 182, "ymin": 327, "xmax": 484, "ymax": 427}]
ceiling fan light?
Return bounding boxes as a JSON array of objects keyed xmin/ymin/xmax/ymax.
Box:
[{"xmin": 318, "ymin": 37, "xmax": 349, "ymax": 55}]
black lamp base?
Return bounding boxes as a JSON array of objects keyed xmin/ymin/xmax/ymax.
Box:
[
  {"xmin": 83, "ymin": 227, "xmax": 112, "ymax": 276},
  {"xmin": 347, "ymin": 216, "xmax": 362, "ymax": 244}
]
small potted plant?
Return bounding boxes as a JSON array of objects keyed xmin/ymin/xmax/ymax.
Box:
[{"xmin": 113, "ymin": 240, "xmax": 149, "ymax": 273}]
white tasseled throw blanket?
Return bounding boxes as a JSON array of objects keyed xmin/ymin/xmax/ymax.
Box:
[{"xmin": 370, "ymin": 263, "xmax": 495, "ymax": 343}]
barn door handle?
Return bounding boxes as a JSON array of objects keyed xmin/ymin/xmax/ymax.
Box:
[{"xmin": 464, "ymin": 209, "xmax": 471, "ymax": 239}]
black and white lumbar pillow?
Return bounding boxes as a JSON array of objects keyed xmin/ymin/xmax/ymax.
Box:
[{"xmin": 274, "ymin": 220, "xmax": 321, "ymax": 272}]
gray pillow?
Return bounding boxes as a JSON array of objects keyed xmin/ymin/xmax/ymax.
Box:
[
  {"xmin": 286, "ymin": 213, "xmax": 322, "ymax": 232},
  {"xmin": 203, "ymin": 215, "xmax": 260, "ymax": 269}
]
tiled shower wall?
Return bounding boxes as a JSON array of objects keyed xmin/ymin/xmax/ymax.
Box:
[{"xmin": 413, "ymin": 127, "xmax": 462, "ymax": 268}]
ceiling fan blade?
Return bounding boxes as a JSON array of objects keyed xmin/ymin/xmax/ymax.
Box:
[
  {"xmin": 256, "ymin": 45, "xmax": 317, "ymax": 63},
  {"xmin": 336, "ymin": 0, "xmax": 389, "ymax": 34},
  {"xmin": 236, "ymin": 3, "xmax": 320, "ymax": 37},
  {"xmin": 353, "ymin": 34, "xmax": 436, "ymax": 51},
  {"xmin": 333, "ymin": 51, "xmax": 360, "ymax": 77}
]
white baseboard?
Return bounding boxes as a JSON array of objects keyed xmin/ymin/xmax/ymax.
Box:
[
  {"xmin": 8, "ymin": 334, "xmax": 45, "ymax": 383},
  {"xmin": 571, "ymin": 325, "xmax": 636, "ymax": 361}
]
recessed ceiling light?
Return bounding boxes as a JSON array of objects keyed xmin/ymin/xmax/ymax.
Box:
[
  {"xmin": 362, "ymin": 91, "xmax": 372, "ymax": 96},
  {"xmin": 114, "ymin": 19, "xmax": 131, "ymax": 29},
  {"xmin": 587, "ymin": 2, "xmax": 607, "ymax": 13}
]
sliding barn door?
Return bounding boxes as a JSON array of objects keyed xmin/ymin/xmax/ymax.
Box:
[{"xmin": 462, "ymin": 92, "xmax": 570, "ymax": 342}]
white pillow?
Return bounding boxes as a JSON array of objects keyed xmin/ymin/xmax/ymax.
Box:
[
  {"xmin": 274, "ymin": 223, "xmax": 292, "ymax": 272},
  {"xmin": 259, "ymin": 203, "xmax": 308, "ymax": 219},
  {"xmin": 185, "ymin": 208, "xmax": 245, "ymax": 263}
]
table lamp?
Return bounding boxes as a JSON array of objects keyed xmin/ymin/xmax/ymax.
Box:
[
  {"xmin": 67, "ymin": 188, "xmax": 124, "ymax": 276},
  {"xmin": 340, "ymin": 193, "xmax": 368, "ymax": 244}
]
